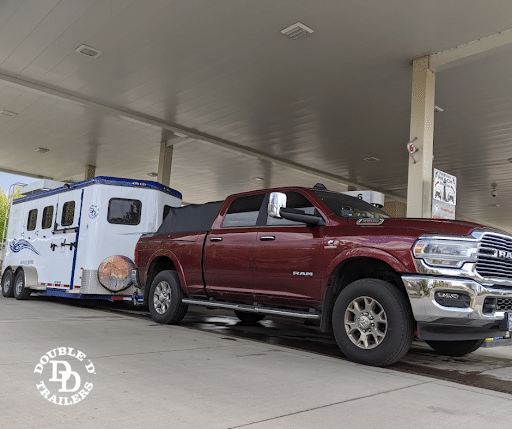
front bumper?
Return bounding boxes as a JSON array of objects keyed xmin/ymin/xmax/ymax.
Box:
[{"xmin": 402, "ymin": 275, "xmax": 512, "ymax": 341}]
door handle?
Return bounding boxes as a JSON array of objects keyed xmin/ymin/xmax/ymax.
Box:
[
  {"xmin": 210, "ymin": 237, "xmax": 222, "ymax": 242},
  {"xmin": 260, "ymin": 236, "xmax": 275, "ymax": 241}
]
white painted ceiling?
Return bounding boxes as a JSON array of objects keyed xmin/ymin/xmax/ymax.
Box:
[{"xmin": 1, "ymin": 0, "xmax": 512, "ymax": 229}]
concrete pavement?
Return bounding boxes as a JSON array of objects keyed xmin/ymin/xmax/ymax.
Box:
[{"xmin": 1, "ymin": 296, "xmax": 511, "ymax": 429}]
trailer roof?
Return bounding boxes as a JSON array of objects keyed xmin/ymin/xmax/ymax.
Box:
[{"xmin": 13, "ymin": 176, "xmax": 182, "ymax": 205}]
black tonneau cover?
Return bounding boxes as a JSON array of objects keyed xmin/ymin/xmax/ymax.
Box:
[{"xmin": 156, "ymin": 201, "xmax": 224, "ymax": 235}]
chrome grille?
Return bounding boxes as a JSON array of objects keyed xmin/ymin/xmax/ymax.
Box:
[{"xmin": 476, "ymin": 233, "xmax": 512, "ymax": 280}]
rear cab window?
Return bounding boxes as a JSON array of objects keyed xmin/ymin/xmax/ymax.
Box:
[{"xmin": 222, "ymin": 194, "xmax": 265, "ymax": 228}]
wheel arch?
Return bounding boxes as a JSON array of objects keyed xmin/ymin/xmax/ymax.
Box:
[
  {"xmin": 144, "ymin": 252, "xmax": 187, "ymax": 304},
  {"xmin": 320, "ymin": 255, "xmax": 410, "ymax": 332}
]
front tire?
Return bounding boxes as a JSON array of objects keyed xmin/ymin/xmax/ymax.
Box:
[
  {"xmin": 13, "ymin": 270, "xmax": 31, "ymax": 300},
  {"xmin": 425, "ymin": 339, "xmax": 485, "ymax": 357},
  {"xmin": 148, "ymin": 270, "xmax": 188, "ymax": 324},
  {"xmin": 1, "ymin": 269, "xmax": 14, "ymax": 298},
  {"xmin": 332, "ymin": 279, "xmax": 414, "ymax": 366}
]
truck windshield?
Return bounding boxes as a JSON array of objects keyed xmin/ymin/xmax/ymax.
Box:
[{"xmin": 313, "ymin": 190, "xmax": 390, "ymax": 219}]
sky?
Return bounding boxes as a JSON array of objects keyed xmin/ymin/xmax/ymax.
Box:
[{"xmin": 0, "ymin": 172, "xmax": 38, "ymax": 195}]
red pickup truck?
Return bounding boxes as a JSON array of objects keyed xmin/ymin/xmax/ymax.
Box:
[{"xmin": 132, "ymin": 184, "xmax": 512, "ymax": 366}]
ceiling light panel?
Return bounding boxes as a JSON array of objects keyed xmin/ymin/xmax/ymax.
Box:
[{"xmin": 75, "ymin": 45, "xmax": 103, "ymax": 58}]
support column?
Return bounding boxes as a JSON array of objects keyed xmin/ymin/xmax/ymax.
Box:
[
  {"xmin": 262, "ymin": 160, "xmax": 272, "ymax": 189},
  {"xmin": 157, "ymin": 140, "xmax": 173, "ymax": 186},
  {"xmin": 406, "ymin": 56, "xmax": 435, "ymax": 218},
  {"xmin": 85, "ymin": 164, "xmax": 96, "ymax": 180}
]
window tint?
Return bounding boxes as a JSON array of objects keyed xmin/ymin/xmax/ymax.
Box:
[
  {"xmin": 314, "ymin": 190, "xmax": 389, "ymax": 219},
  {"xmin": 61, "ymin": 201, "xmax": 75, "ymax": 226},
  {"xmin": 266, "ymin": 192, "xmax": 320, "ymax": 226},
  {"xmin": 108, "ymin": 198, "xmax": 142, "ymax": 225},
  {"xmin": 222, "ymin": 194, "xmax": 265, "ymax": 228},
  {"xmin": 42, "ymin": 206, "xmax": 54, "ymax": 229},
  {"xmin": 27, "ymin": 209, "xmax": 37, "ymax": 231},
  {"xmin": 163, "ymin": 205, "xmax": 171, "ymax": 222}
]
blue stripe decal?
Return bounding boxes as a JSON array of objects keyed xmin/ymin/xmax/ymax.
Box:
[
  {"xmin": 14, "ymin": 176, "xmax": 182, "ymax": 205},
  {"xmin": 38, "ymin": 289, "xmax": 144, "ymax": 302},
  {"xmin": 69, "ymin": 189, "xmax": 84, "ymax": 290}
]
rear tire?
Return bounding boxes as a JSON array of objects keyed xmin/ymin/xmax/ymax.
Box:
[
  {"xmin": 332, "ymin": 278, "xmax": 414, "ymax": 366},
  {"xmin": 1, "ymin": 269, "xmax": 14, "ymax": 298},
  {"xmin": 148, "ymin": 270, "xmax": 188, "ymax": 324},
  {"xmin": 13, "ymin": 270, "xmax": 31, "ymax": 300},
  {"xmin": 234, "ymin": 311, "xmax": 265, "ymax": 324},
  {"xmin": 425, "ymin": 339, "xmax": 485, "ymax": 357}
]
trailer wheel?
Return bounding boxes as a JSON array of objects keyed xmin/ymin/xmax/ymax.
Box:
[
  {"xmin": 332, "ymin": 278, "xmax": 414, "ymax": 366},
  {"xmin": 425, "ymin": 339, "xmax": 485, "ymax": 357},
  {"xmin": 234, "ymin": 311, "xmax": 266, "ymax": 324},
  {"xmin": 149, "ymin": 270, "xmax": 188, "ymax": 324},
  {"xmin": 13, "ymin": 270, "xmax": 31, "ymax": 300},
  {"xmin": 1, "ymin": 269, "xmax": 14, "ymax": 298}
]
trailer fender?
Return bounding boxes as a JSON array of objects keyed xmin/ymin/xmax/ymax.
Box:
[{"xmin": 15, "ymin": 265, "xmax": 41, "ymax": 290}]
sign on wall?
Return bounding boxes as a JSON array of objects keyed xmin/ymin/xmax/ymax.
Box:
[{"xmin": 432, "ymin": 169, "xmax": 456, "ymax": 220}]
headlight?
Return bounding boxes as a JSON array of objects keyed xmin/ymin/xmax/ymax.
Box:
[{"xmin": 413, "ymin": 238, "xmax": 478, "ymax": 268}]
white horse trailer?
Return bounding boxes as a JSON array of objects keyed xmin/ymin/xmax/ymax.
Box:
[{"xmin": 1, "ymin": 176, "xmax": 182, "ymax": 303}]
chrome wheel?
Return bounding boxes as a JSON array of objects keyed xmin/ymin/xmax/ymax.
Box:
[
  {"xmin": 153, "ymin": 281, "xmax": 172, "ymax": 315},
  {"xmin": 344, "ymin": 295, "xmax": 387, "ymax": 349},
  {"xmin": 15, "ymin": 276, "xmax": 23, "ymax": 295},
  {"xmin": 3, "ymin": 277, "xmax": 10, "ymax": 294}
]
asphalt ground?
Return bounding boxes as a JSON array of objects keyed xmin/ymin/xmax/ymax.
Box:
[{"xmin": 2, "ymin": 295, "xmax": 512, "ymax": 429}]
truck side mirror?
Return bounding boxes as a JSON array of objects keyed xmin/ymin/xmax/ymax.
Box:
[{"xmin": 268, "ymin": 192, "xmax": 287, "ymax": 218}]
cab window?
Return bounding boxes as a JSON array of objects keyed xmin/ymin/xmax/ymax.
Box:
[
  {"xmin": 222, "ymin": 194, "xmax": 265, "ymax": 228},
  {"xmin": 266, "ymin": 192, "xmax": 320, "ymax": 226}
]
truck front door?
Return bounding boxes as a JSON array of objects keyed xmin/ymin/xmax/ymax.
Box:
[{"xmin": 254, "ymin": 191, "xmax": 325, "ymax": 308}]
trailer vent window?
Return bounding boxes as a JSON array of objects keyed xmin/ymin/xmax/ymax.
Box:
[
  {"xmin": 108, "ymin": 198, "xmax": 142, "ymax": 225},
  {"xmin": 27, "ymin": 209, "xmax": 37, "ymax": 231},
  {"xmin": 61, "ymin": 201, "xmax": 75, "ymax": 226},
  {"xmin": 42, "ymin": 206, "xmax": 54, "ymax": 229}
]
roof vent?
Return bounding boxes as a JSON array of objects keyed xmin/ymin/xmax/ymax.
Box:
[
  {"xmin": 0, "ymin": 110, "xmax": 17, "ymax": 117},
  {"xmin": 280, "ymin": 22, "xmax": 314, "ymax": 40},
  {"xmin": 313, "ymin": 183, "xmax": 327, "ymax": 190},
  {"xmin": 75, "ymin": 44, "xmax": 103, "ymax": 58}
]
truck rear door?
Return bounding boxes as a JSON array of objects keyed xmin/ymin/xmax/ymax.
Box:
[{"xmin": 203, "ymin": 193, "xmax": 265, "ymax": 302}]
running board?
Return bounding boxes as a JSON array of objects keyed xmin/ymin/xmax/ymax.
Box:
[{"xmin": 181, "ymin": 298, "xmax": 321, "ymax": 320}]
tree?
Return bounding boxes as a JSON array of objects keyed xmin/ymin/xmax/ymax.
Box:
[{"xmin": 0, "ymin": 187, "xmax": 23, "ymax": 245}]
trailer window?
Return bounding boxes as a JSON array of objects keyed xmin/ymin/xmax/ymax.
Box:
[
  {"xmin": 42, "ymin": 206, "xmax": 54, "ymax": 229},
  {"xmin": 222, "ymin": 194, "xmax": 265, "ymax": 228},
  {"xmin": 108, "ymin": 198, "xmax": 141, "ymax": 225},
  {"xmin": 27, "ymin": 209, "xmax": 37, "ymax": 231},
  {"xmin": 61, "ymin": 201, "xmax": 75, "ymax": 226}
]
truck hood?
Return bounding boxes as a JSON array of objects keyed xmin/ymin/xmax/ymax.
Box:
[{"xmin": 347, "ymin": 217, "xmax": 495, "ymax": 238}]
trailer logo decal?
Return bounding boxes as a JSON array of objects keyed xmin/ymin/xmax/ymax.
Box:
[
  {"xmin": 88, "ymin": 205, "xmax": 99, "ymax": 219},
  {"xmin": 10, "ymin": 239, "xmax": 41, "ymax": 255},
  {"xmin": 34, "ymin": 347, "xmax": 95, "ymax": 405}
]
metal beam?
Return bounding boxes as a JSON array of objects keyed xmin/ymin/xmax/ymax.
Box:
[
  {"xmin": 430, "ymin": 28, "xmax": 512, "ymax": 72},
  {"xmin": 0, "ymin": 72, "xmax": 405, "ymax": 202}
]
